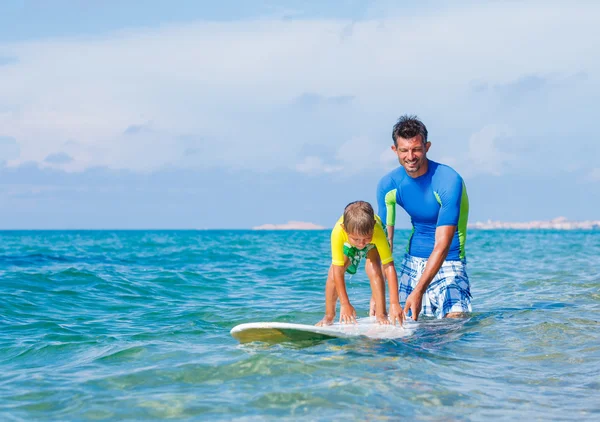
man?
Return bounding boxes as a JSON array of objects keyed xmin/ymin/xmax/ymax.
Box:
[{"xmin": 376, "ymin": 115, "xmax": 471, "ymax": 320}]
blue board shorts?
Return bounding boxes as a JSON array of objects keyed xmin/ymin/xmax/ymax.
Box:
[{"xmin": 398, "ymin": 254, "xmax": 472, "ymax": 319}]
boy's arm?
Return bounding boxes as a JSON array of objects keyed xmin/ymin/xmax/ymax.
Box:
[
  {"xmin": 383, "ymin": 262, "xmax": 404, "ymax": 325},
  {"xmin": 322, "ymin": 267, "xmax": 338, "ymax": 322},
  {"xmin": 330, "ymin": 221, "xmax": 356, "ymax": 324},
  {"xmin": 332, "ymin": 264, "xmax": 357, "ymax": 324}
]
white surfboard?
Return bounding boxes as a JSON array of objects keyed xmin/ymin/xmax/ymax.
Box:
[{"xmin": 230, "ymin": 317, "xmax": 415, "ymax": 343}]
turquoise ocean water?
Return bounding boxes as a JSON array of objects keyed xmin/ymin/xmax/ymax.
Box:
[{"xmin": 1, "ymin": 230, "xmax": 599, "ymax": 421}]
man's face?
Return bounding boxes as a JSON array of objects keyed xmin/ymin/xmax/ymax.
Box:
[{"xmin": 392, "ymin": 135, "xmax": 430, "ymax": 177}]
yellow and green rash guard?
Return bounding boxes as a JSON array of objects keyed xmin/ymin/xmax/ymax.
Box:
[{"xmin": 331, "ymin": 215, "xmax": 394, "ymax": 267}]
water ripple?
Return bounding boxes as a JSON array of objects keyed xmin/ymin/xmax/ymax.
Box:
[{"xmin": 0, "ymin": 230, "xmax": 599, "ymax": 420}]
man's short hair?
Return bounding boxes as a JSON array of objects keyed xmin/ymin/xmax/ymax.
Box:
[
  {"xmin": 343, "ymin": 201, "xmax": 375, "ymax": 236},
  {"xmin": 392, "ymin": 115, "xmax": 428, "ymax": 145}
]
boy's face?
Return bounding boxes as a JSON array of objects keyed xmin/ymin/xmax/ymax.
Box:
[{"xmin": 347, "ymin": 231, "xmax": 373, "ymax": 250}]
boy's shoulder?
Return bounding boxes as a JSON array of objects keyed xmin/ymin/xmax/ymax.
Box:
[{"xmin": 330, "ymin": 216, "xmax": 344, "ymax": 234}]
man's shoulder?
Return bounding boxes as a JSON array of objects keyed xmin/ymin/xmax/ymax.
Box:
[
  {"xmin": 430, "ymin": 160, "xmax": 463, "ymax": 183},
  {"xmin": 377, "ymin": 166, "xmax": 406, "ymax": 189}
]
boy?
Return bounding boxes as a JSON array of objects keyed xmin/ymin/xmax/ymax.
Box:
[{"xmin": 316, "ymin": 201, "xmax": 404, "ymax": 326}]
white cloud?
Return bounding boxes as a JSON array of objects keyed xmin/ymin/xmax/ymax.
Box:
[
  {"xmin": 334, "ymin": 135, "xmax": 387, "ymax": 173},
  {"xmin": 0, "ymin": 136, "xmax": 20, "ymax": 162},
  {"xmin": 379, "ymin": 147, "xmax": 398, "ymax": 173},
  {"xmin": 295, "ymin": 156, "xmax": 342, "ymax": 174},
  {"xmin": 437, "ymin": 156, "xmax": 459, "ymax": 168},
  {"xmin": 465, "ymin": 125, "xmax": 514, "ymax": 176},
  {"xmin": 0, "ymin": 2, "xmax": 598, "ymax": 172},
  {"xmin": 587, "ymin": 168, "xmax": 600, "ymax": 182}
]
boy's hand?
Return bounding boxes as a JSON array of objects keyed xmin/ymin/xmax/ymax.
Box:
[
  {"xmin": 388, "ymin": 303, "xmax": 404, "ymax": 326},
  {"xmin": 315, "ymin": 315, "xmax": 335, "ymax": 327},
  {"xmin": 375, "ymin": 312, "xmax": 390, "ymax": 325},
  {"xmin": 339, "ymin": 303, "xmax": 357, "ymax": 324}
]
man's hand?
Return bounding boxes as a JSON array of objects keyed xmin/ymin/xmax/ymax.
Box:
[
  {"xmin": 404, "ymin": 290, "xmax": 423, "ymax": 321},
  {"xmin": 315, "ymin": 314, "xmax": 335, "ymax": 326},
  {"xmin": 375, "ymin": 312, "xmax": 390, "ymax": 325},
  {"xmin": 339, "ymin": 303, "xmax": 357, "ymax": 324},
  {"xmin": 388, "ymin": 303, "xmax": 404, "ymax": 326}
]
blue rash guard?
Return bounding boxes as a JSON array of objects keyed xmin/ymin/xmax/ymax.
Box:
[{"xmin": 376, "ymin": 160, "xmax": 469, "ymax": 261}]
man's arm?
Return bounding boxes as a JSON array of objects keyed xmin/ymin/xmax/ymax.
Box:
[
  {"xmin": 376, "ymin": 175, "xmax": 398, "ymax": 251},
  {"xmin": 404, "ymin": 225, "xmax": 455, "ymax": 320},
  {"xmin": 387, "ymin": 225, "xmax": 395, "ymax": 252}
]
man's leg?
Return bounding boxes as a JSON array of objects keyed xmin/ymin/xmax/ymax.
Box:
[
  {"xmin": 445, "ymin": 312, "xmax": 469, "ymax": 318},
  {"xmin": 436, "ymin": 261, "xmax": 472, "ymax": 319},
  {"xmin": 399, "ymin": 254, "xmax": 436, "ymax": 319}
]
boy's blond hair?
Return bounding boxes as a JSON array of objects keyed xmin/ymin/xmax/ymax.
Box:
[{"xmin": 343, "ymin": 201, "xmax": 376, "ymax": 236}]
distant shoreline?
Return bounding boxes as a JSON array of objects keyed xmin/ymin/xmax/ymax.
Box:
[
  {"xmin": 0, "ymin": 217, "xmax": 598, "ymax": 231},
  {"xmin": 0, "ymin": 227, "xmax": 598, "ymax": 231},
  {"xmin": 253, "ymin": 217, "xmax": 600, "ymax": 231},
  {"xmin": 252, "ymin": 221, "xmax": 325, "ymax": 230},
  {"xmin": 468, "ymin": 217, "xmax": 600, "ymax": 230}
]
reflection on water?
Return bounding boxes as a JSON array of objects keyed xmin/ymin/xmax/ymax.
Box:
[{"xmin": 0, "ymin": 230, "xmax": 599, "ymax": 420}]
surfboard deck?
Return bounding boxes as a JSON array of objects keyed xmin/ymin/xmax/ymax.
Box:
[{"xmin": 230, "ymin": 317, "xmax": 415, "ymax": 343}]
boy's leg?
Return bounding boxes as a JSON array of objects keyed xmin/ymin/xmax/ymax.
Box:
[{"xmin": 365, "ymin": 248, "xmax": 388, "ymax": 324}]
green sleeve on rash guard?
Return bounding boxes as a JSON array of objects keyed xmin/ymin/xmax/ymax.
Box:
[
  {"xmin": 384, "ymin": 189, "xmax": 397, "ymax": 227},
  {"xmin": 457, "ymin": 181, "xmax": 469, "ymax": 260}
]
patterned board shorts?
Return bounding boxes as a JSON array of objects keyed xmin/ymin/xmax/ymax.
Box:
[{"xmin": 398, "ymin": 253, "xmax": 472, "ymax": 319}]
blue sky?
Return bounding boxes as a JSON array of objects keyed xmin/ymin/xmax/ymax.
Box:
[{"xmin": 0, "ymin": 1, "xmax": 598, "ymax": 229}]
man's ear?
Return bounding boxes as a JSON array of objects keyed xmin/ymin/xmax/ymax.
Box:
[{"xmin": 425, "ymin": 142, "xmax": 431, "ymax": 153}]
